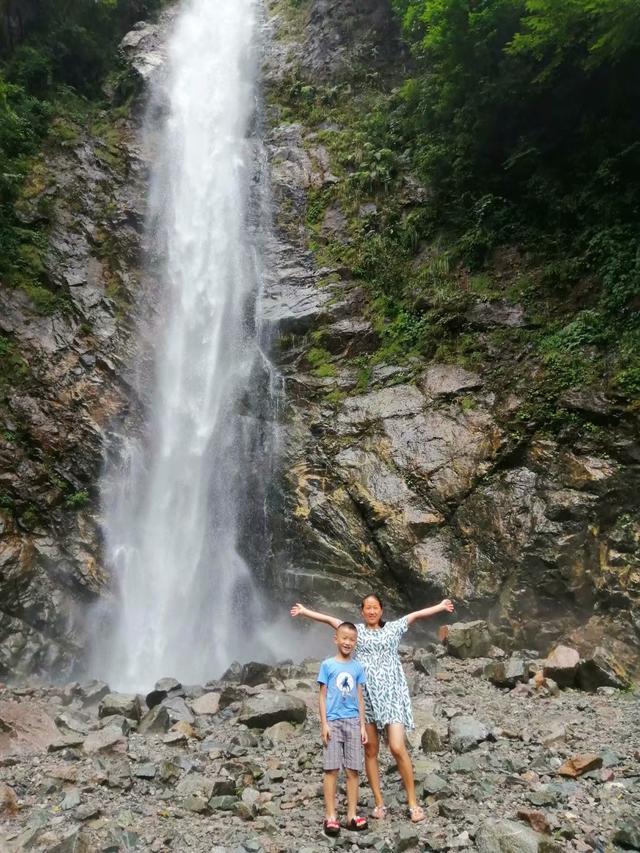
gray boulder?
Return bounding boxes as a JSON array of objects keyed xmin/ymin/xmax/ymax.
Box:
[
  {"xmin": 263, "ymin": 721, "xmax": 296, "ymax": 743},
  {"xmin": 82, "ymin": 726, "xmax": 127, "ymax": 755},
  {"xmin": 484, "ymin": 655, "xmax": 527, "ymax": 688},
  {"xmin": 77, "ymin": 681, "xmax": 111, "ymax": 707},
  {"xmin": 138, "ymin": 696, "xmax": 194, "ymax": 734},
  {"xmin": 146, "ymin": 677, "xmax": 184, "ymax": 709},
  {"xmin": 420, "ymin": 720, "xmax": 442, "ymax": 753},
  {"xmin": 98, "ymin": 692, "xmax": 141, "ymax": 721},
  {"xmin": 448, "ymin": 715, "xmax": 489, "ymax": 753},
  {"xmin": 613, "ymin": 814, "xmax": 640, "ymax": 850},
  {"xmin": 239, "ymin": 691, "xmax": 307, "ymax": 728},
  {"xmin": 414, "ymin": 650, "xmax": 440, "ymax": 677},
  {"xmin": 191, "ymin": 692, "xmax": 221, "ymax": 715},
  {"xmin": 543, "ymin": 645, "xmax": 580, "ymax": 688},
  {"xmin": 445, "ymin": 621, "xmax": 492, "ymax": 659},
  {"xmin": 174, "ymin": 773, "xmax": 216, "ymax": 813},
  {"xmin": 240, "ymin": 662, "xmax": 274, "ymax": 687},
  {"xmin": 55, "ymin": 709, "xmax": 91, "ymax": 735},
  {"xmin": 45, "ymin": 828, "xmax": 92, "ymax": 853},
  {"xmin": 576, "ymin": 647, "xmax": 630, "ymax": 691},
  {"xmin": 476, "ymin": 819, "xmax": 561, "ymax": 852}
]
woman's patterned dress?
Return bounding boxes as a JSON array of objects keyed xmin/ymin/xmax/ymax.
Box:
[{"xmin": 354, "ymin": 616, "xmax": 414, "ymax": 730}]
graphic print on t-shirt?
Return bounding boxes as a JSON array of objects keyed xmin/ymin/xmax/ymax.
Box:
[{"xmin": 337, "ymin": 671, "xmax": 355, "ymax": 699}]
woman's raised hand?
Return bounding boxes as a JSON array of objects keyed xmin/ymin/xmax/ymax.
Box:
[
  {"xmin": 440, "ymin": 599, "xmax": 455, "ymax": 613},
  {"xmin": 290, "ymin": 602, "xmax": 307, "ymax": 618}
]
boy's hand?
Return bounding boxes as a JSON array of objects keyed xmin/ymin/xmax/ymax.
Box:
[
  {"xmin": 360, "ymin": 724, "xmax": 368, "ymax": 745},
  {"xmin": 290, "ymin": 603, "xmax": 307, "ymax": 618},
  {"xmin": 439, "ymin": 599, "xmax": 454, "ymax": 613},
  {"xmin": 321, "ymin": 722, "xmax": 331, "ymax": 745}
]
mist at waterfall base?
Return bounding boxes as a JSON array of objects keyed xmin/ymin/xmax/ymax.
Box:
[{"xmin": 90, "ymin": 0, "xmax": 314, "ymax": 692}]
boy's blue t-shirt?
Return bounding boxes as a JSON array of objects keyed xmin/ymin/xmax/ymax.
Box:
[{"xmin": 317, "ymin": 656, "xmax": 366, "ymax": 721}]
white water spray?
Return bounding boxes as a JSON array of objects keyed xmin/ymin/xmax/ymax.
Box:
[{"xmin": 94, "ymin": 0, "xmax": 281, "ymax": 691}]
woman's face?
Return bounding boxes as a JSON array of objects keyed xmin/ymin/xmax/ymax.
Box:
[{"xmin": 361, "ymin": 596, "xmax": 383, "ymax": 627}]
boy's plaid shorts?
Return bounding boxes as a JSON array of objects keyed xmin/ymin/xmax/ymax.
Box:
[{"xmin": 323, "ymin": 718, "xmax": 363, "ymax": 771}]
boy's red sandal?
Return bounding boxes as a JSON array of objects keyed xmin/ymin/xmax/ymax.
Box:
[
  {"xmin": 323, "ymin": 818, "xmax": 340, "ymax": 837},
  {"xmin": 346, "ymin": 816, "xmax": 369, "ymax": 831}
]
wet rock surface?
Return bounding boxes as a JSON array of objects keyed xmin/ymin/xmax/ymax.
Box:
[
  {"xmin": 0, "ymin": 10, "xmax": 175, "ymax": 678},
  {"xmin": 1, "ymin": 652, "xmax": 639, "ymax": 852},
  {"xmin": 261, "ymin": 0, "xmax": 640, "ymax": 668}
]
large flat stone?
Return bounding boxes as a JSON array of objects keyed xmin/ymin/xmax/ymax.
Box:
[
  {"xmin": 338, "ymin": 385, "xmax": 425, "ymax": 427},
  {"xmin": 382, "ymin": 407, "xmax": 501, "ymax": 501},
  {"xmin": 0, "ymin": 700, "xmax": 60, "ymax": 756},
  {"xmin": 420, "ymin": 364, "xmax": 482, "ymax": 397},
  {"xmin": 476, "ymin": 819, "xmax": 561, "ymax": 852},
  {"xmin": 445, "ymin": 620, "xmax": 492, "ymax": 659},
  {"xmin": 239, "ymin": 691, "xmax": 307, "ymax": 728}
]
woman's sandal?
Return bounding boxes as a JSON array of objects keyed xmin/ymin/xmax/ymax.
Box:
[
  {"xmin": 408, "ymin": 805, "xmax": 425, "ymax": 823},
  {"xmin": 371, "ymin": 805, "xmax": 388, "ymax": 820},
  {"xmin": 346, "ymin": 816, "xmax": 369, "ymax": 831},
  {"xmin": 323, "ymin": 818, "xmax": 340, "ymax": 837}
]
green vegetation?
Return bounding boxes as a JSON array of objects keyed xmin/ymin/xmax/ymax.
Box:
[
  {"xmin": 0, "ymin": 334, "xmax": 28, "ymax": 385},
  {"xmin": 280, "ymin": 0, "xmax": 640, "ymax": 433},
  {"xmin": 65, "ymin": 489, "xmax": 90, "ymax": 509},
  {"xmin": 306, "ymin": 346, "xmax": 337, "ymax": 378},
  {"xmin": 0, "ymin": 0, "xmax": 164, "ymax": 311},
  {"xmin": 389, "ymin": 0, "xmax": 640, "ymax": 312}
]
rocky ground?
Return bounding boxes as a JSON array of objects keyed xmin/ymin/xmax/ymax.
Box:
[{"xmin": 1, "ymin": 628, "xmax": 639, "ymax": 852}]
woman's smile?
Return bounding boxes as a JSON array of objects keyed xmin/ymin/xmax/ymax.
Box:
[{"xmin": 362, "ymin": 597, "xmax": 383, "ymax": 627}]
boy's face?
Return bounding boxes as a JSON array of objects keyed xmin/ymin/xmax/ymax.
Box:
[{"xmin": 334, "ymin": 626, "xmax": 357, "ymax": 657}]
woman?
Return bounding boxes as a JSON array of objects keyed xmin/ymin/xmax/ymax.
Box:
[{"xmin": 291, "ymin": 593, "xmax": 454, "ymax": 823}]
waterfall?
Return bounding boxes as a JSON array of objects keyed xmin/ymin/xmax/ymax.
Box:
[{"xmin": 93, "ymin": 0, "xmax": 280, "ymax": 691}]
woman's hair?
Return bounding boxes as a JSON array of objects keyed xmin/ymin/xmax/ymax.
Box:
[{"xmin": 360, "ymin": 593, "xmax": 385, "ymax": 627}]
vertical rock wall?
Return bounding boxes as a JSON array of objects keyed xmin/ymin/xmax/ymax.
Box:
[{"xmin": 260, "ymin": 0, "xmax": 640, "ymax": 669}]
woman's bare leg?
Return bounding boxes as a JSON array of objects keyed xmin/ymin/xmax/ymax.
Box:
[
  {"xmin": 364, "ymin": 722, "xmax": 384, "ymax": 809},
  {"xmin": 387, "ymin": 723, "xmax": 418, "ymax": 809}
]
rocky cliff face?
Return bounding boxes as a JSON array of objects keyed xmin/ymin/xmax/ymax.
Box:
[
  {"xmin": 260, "ymin": 0, "xmax": 640, "ymax": 671},
  {"xmin": 0, "ymin": 0, "xmax": 638, "ymax": 680},
  {"xmin": 0, "ymin": 15, "xmax": 173, "ymax": 677}
]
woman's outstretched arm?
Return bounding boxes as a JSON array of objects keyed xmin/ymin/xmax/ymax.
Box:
[
  {"xmin": 290, "ymin": 602, "xmax": 342, "ymax": 630},
  {"xmin": 406, "ymin": 599, "xmax": 454, "ymax": 626}
]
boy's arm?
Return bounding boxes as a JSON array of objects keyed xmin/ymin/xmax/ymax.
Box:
[
  {"xmin": 319, "ymin": 684, "xmax": 331, "ymax": 745},
  {"xmin": 357, "ymin": 684, "xmax": 368, "ymax": 745},
  {"xmin": 406, "ymin": 599, "xmax": 455, "ymax": 625},
  {"xmin": 291, "ymin": 602, "xmax": 342, "ymax": 630}
]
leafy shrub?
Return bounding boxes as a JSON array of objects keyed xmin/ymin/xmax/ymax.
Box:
[
  {"xmin": 65, "ymin": 489, "xmax": 90, "ymax": 509},
  {"xmin": 387, "ymin": 0, "xmax": 640, "ymax": 328}
]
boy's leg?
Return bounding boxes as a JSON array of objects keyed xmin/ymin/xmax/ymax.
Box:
[
  {"xmin": 323, "ymin": 769, "xmax": 339, "ymax": 819},
  {"xmin": 345, "ymin": 768, "xmax": 359, "ymax": 822},
  {"xmin": 322, "ymin": 720, "xmax": 341, "ymax": 823},
  {"xmin": 344, "ymin": 718, "xmax": 367, "ymax": 827}
]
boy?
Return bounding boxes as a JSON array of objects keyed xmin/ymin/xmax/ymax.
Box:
[{"xmin": 317, "ymin": 621, "xmax": 369, "ymax": 836}]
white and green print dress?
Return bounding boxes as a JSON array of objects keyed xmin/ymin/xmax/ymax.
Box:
[{"xmin": 355, "ymin": 616, "xmax": 414, "ymax": 731}]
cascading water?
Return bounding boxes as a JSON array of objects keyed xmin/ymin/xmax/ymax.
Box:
[{"xmin": 93, "ymin": 0, "xmax": 281, "ymax": 691}]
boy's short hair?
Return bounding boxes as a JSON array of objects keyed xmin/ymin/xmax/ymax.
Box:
[{"xmin": 337, "ymin": 621, "xmax": 357, "ymax": 633}]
